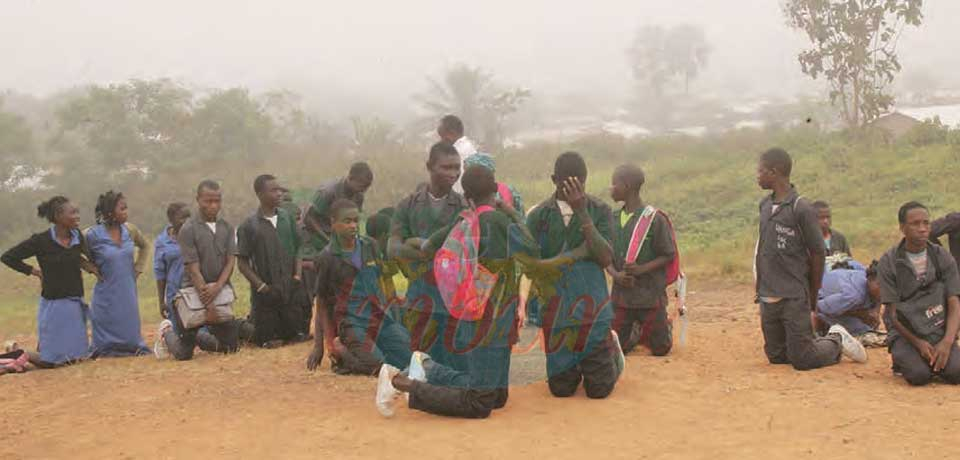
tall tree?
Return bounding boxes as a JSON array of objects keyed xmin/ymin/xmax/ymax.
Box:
[
  {"xmin": 783, "ymin": 0, "xmax": 924, "ymax": 130},
  {"xmin": 0, "ymin": 99, "xmax": 34, "ymax": 189},
  {"xmin": 628, "ymin": 24, "xmax": 711, "ymax": 97},
  {"xmin": 415, "ymin": 64, "xmax": 529, "ymax": 151}
]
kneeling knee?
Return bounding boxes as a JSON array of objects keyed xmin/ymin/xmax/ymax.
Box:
[
  {"xmin": 584, "ymin": 383, "xmax": 614, "ymax": 399},
  {"xmin": 903, "ymin": 369, "xmax": 933, "ymax": 386},
  {"xmin": 549, "ymin": 384, "xmax": 578, "ymax": 398}
]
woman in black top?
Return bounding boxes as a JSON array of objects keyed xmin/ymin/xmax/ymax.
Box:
[{"xmin": 1, "ymin": 196, "xmax": 98, "ymax": 368}]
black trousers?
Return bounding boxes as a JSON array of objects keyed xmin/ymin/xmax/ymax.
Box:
[
  {"xmin": 163, "ymin": 306, "xmax": 239, "ymax": 361},
  {"xmin": 252, "ymin": 290, "xmax": 301, "ymax": 345},
  {"xmin": 890, "ymin": 338, "xmax": 960, "ymax": 386},
  {"xmin": 760, "ymin": 297, "xmax": 841, "ymax": 371},
  {"xmin": 547, "ymin": 336, "xmax": 620, "ymax": 399},
  {"xmin": 407, "ymin": 346, "xmax": 510, "ymax": 419},
  {"xmin": 613, "ymin": 296, "xmax": 672, "ymax": 356}
]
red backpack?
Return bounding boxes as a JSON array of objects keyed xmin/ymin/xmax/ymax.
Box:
[{"xmin": 433, "ymin": 205, "xmax": 499, "ymax": 321}]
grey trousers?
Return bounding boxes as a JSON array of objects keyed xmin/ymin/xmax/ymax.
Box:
[
  {"xmin": 890, "ymin": 338, "xmax": 960, "ymax": 386},
  {"xmin": 760, "ymin": 297, "xmax": 841, "ymax": 371}
]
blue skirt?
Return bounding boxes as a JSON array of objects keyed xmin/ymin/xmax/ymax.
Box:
[{"xmin": 37, "ymin": 297, "xmax": 90, "ymax": 365}]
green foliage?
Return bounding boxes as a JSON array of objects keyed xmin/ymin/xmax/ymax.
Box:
[
  {"xmin": 903, "ymin": 116, "xmax": 950, "ymax": 146},
  {"xmin": 0, "ymin": 99, "xmax": 34, "ymax": 187},
  {"xmin": 783, "ymin": 0, "xmax": 924, "ymax": 129}
]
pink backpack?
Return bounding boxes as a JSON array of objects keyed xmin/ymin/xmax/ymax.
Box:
[
  {"xmin": 434, "ymin": 205, "xmax": 499, "ymax": 321},
  {"xmin": 496, "ymin": 183, "xmax": 513, "ymax": 209},
  {"xmin": 626, "ymin": 206, "xmax": 681, "ymax": 286}
]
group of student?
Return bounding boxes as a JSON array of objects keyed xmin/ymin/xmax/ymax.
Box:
[
  {"xmin": 755, "ymin": 147, "xmax": 960, "ymax": 386},
  {"xmin": 3, "ymin": 115, "xmax": 960, "ymax": 412}
]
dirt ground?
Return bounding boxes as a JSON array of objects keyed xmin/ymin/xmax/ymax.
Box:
[{"xmin": 4, "ymin": 281, "xmax": 960, "ymax": 460}]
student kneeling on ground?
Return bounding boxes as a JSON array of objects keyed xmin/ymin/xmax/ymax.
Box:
[
  {"xmin": 879, "ymin": 202, "xmax": 960, "ymax": 386},
  {"xmin": 305, "ymin": 199, "xmax": 409, "ymax": 376},
  {"xmin": 387, "ymin": 164, "xmax": 540, "ymax": 418},
  {"xmin": 754, "ymin": 148, "xmax": 866, "ymax": 370},
  {"xmin": 158, "ymin": 180, "xmax": 240, "ymax": 360},
  {"xmin": 607, "ymin": 164, "xmax": 676, "ymax": 356}
]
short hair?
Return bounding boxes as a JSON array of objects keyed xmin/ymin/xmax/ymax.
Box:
[
  {"xmin": 348, "ymin": 162, "xmax": 373, "ymax": 181},
  {"xmin": 196, "ymin": 180, "xmax": 221, "ymax": 196},
  {"xmin": 253, "ymin": 174, "xmax": 276, "ymax": 195},
  {"xmin": 554, "ymin": 151, "xmax": 587, "ymax": 181},
  {"xmin": 866, "ymin": 260, "xmax": 879, "ymax": 280},
  {"xmin": 330, "ymin": 198, "xmax": 359, "ymax": 220},
  {"xmin": 898, "ymin": 201, "xmax": 928, "ymax": 224},
  {"xmin": 428, "ymin": 142, "xmax": 459, "ymax": 166},
  {"xmin": 812, "ymin": 201, "xmax": 830, "ymax": 211},
  {"xmin": 37, "ymin": 196, "xmax": 70, "ymax": 223},
  {"xmin": 461, "ymin": 164, "xmax": 497, "ymax": 202},
  {"xmin": 760, "ymin": 148, "xmax": 792, "ymax": 177},
  {"xmin": 614, "ymin": 164, "xmax": 645, "ymax": 191},
  {"xmin": 94, "ymin": 190, "xmax": 124, "ymax": 224},
  {"xmin": 166, "ymin": 202, "xmax": 189, "ymax": 223},
  {"xmin": 365, "ymin": 207, "xmax": 395, "ymax": 238},
  {"xmin": 440, "ymin": 115, "xmax": 464, "ymax": 136}
]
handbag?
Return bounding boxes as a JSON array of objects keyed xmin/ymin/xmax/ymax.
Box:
[{"xmin": 175, "ymin": 284, "xmax": 236, "ymax": 329}]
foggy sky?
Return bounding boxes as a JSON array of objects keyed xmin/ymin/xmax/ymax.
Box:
[{"xmin": 3, "ymin": 0, "xmax": 958, "ymax": 118}]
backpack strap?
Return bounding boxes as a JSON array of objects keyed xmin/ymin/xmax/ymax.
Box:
[
  {"xmin": 625, "ymin": 206, "xmax": 657, "ymax": 263},
  {"xmin": 496, "ymin": 183, "xmax": 514, "ymax": 209}
]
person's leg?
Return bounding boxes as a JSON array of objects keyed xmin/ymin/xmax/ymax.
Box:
[
  {"xmin": 407, "ymin": 381, "xmax": 497, "ymax": 419},
  {"xmin": 760, "ymin": 301, "xmax": 789, "ymax": 365},
  {"xmin": 206, "ymin": 320, "xmax": 240, "ymax": 353},
  {"xmin": 278, "ymin": 293, "xmax": 303, "ymax": 342},
  {"xmin": 581, "ymin": 335, "xmax": 620, "ymax": 399},
  {"xmin": 782, "ymin": 298, "xmax": 842, "ymax": 371},
  {"xmin": 543, "ymin": 324, "xmax": 583, "ymax": 397},
  {"xmin": 337, "ymin": 322, "xmax": 384, "ymax": 376},
  {"xmin": 937, "ymin": 343, "xmax": 960, "ymax": 384},
  {"xmin": 639, "ymin": 296, "xmax": 673, "ymax": 357},
  {"xmin": 253, "ymin": 295, "xmax": 281, "ymax": 346},
  {"xmin": 164, "ymin": 327, "xmax": 198, "ymax": 361},
  {"xmin": 612, "ymin": 307, "xmax": 639, "ymax": 354},
  {"xmin": 890, "ymin": 338, "xmax": 933, "ymax": 386}
]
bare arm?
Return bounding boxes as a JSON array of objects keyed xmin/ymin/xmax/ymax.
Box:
[
  {"xmin": 127, "ymin": 223, "xmax": 150, "ymax": 276},
  {"xmin": 156, "ymin": 280, "xmax": 167, "ymax": 318},
  {"xmin": 307, "ymin": 297, "xmax": 335, "ymax": 371}
]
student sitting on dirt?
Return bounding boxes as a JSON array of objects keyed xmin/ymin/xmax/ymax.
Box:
[
  {"xmin": 817, "ymin": 260, "xmax": 885, "ymax": 347},
  {"xmin": 607, "ymin": 164, "xmax": 677, "ymax": 357},
  {"xmin": 755, "ymin": 148, "xmax": 867, "ymax": 370},
  {"xmin": 878, "ymin": 202, "xmax": 960, "ymax": 386},
  {"xmin": 305, "ymin": 199, "xmax": 409, "ymax": 377},
  {"xmin": 812, "ymin": 201, "xmax": 851, "ymax": 257}
]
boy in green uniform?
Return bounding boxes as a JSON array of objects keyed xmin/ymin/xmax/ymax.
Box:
[
  {"xmin": 305, "ymin": 199, "xmax": 409, "ymax": 376},
  {"xmin": 525, "ymin": 152, "xmax": 623, "ymax": 399},
  {"xmin": 607, "ymin": 164, "xmax": 676, "ymax": 356},
  {"xmin": 389, "ymin": 164, "xmax": 539, "ymax": 418},
  {"xmin": 388, "ymin": 142, "xmax": 467, "ymax": 359}
]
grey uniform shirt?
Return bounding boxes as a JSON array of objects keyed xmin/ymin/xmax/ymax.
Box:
[
  {"xmin": 177, "ymin": 215, "xmax": 236, "ymax": 288},
  {"xmin": 878, "ymin": 241, "xmax": 960, "ymax": 343},
  {"xmin": 755, "ymin": 187, "xmax": 825, "ymax": 301}
]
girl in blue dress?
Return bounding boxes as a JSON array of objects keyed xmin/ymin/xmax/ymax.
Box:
[
  {"xmin": 87, "ymin": 190, "xmax": 151, "ymax": 357},
  {"xmin": 1, "ymin": 196, "xmax": 98, "ymax": 368}
]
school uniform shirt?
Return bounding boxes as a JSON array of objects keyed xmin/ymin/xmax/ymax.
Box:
[
  {"xmin": 153, "ymin": 225, "xmax": 184, "ymax": 305},
  {"xmin": 314, "ymin": 235, "xmax": 395, "ymax": 326},
  {"xmin": 755, "ymin": 187, "xmax": 826, "ymax": 301},
  {"xmin": 825, "ymin": 228, "xmax": 851, "ymax": 256},
  {"xmin": 237, "ymin": 208, "xmax": 301, "ymax": 299},
  {"xmin": 525, "ymin": 194, "xmax": 614, "ymax": 328},
  {"xmin": 878, "ymin": 240, "xmax": 960, "ymax": 344},
  {"xmin": 611, "ymin": 208, "xmax": 676, "ymax": 309},
  {"xmin": 390, "ymin": 188, "xmax": 468, "ymax": 288},
  {"xmin": 177, "ymin": 214, "xmax": 236, "ymax": 288},
  {"xmin": 309, "ymin": 177, "xmax": 366, "ymax": 237}
]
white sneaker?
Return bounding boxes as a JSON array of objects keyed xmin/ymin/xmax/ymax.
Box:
[
  {"xmin": 375, "ymin": 364, "xmax": 401, "ymax": 418},
  {"xmin": 154, "ymin": 320, "xmax": 172, "ymax": 360},
  {"xmin": 610, "ymin": 330, "xmax": 626, "ymax": 374},
  {"xmin": 408, "ymin": 351, "xmax": 430, "ymax": 382},
  {"xmin": 829, "ymin": 324, "xmax": 867, "ymax": 363}
]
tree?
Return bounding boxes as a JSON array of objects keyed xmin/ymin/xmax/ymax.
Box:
[
  {"xmin": 783, "ymin": 0, "xmax": 924, "ymax": 130},
  {"xmin": 628, "ymin": 24, "xmax": 711, "ymax": 97},
  {"xmin": 190, "ymin": 88, "xmax": 273, "ymax": 164},
  {"xmin": 0, "ymin": 99, "xmax": 35, "ymax": 189},
  {"xmin": 54, "ymin": 79, "xmax": 193, "ymax": 176},
  {"xmin": 415, "ymin": 64, "xmax": 530, "ymax": 151}
]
